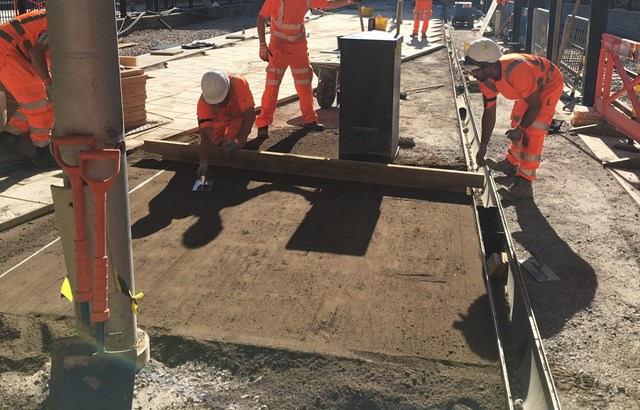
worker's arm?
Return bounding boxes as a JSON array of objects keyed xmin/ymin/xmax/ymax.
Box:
[
  {"xmin": 199, "ymin": 126, "xmax": 213, "ymax": 162},
  {"xmin": 257, "ymin": 14, "xmax": 267, "ymax": 46},
  {"xmin": 480, "ymin": 103, "xmax": 497, "ymax": 145},
  {"xmin": 234, "ymin": 108, "xmax": 256, "ymax": 146},
  {"xmin": 28, "ymin": 42, "xmax": 51, "ymax": 84}
]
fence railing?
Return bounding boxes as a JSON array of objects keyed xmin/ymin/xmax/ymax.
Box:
[
  {"xmin": 594, "ymin": 33, "xmax": 640, "ymax": 143},
  {"xmin": 558, "ymin": 14, "xmax": 589, "ymax": 97},
  {"xmin": 531, "ymin": 8, "xmax": 549, "ymax": 58},
  {"xmin": 0, "ymin": 0, "xmax": 44, "ymax": 25}
]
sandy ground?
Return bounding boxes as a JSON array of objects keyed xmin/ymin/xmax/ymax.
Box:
[{"xmin": 1, "ymin": 18, "xmax": 640, "ymax": 410}]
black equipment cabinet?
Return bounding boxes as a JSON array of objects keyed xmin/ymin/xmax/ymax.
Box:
[{"xmin": 338, "ymin": 31, "xmax": 402, "ymax": 163}]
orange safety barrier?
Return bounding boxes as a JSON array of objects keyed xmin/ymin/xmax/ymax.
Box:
[{"xmin": 594, "ymin": 34, "xmax": 640, "ymax": 143}]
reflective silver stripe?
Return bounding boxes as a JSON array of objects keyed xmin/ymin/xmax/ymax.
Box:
[
  {"xmin": 518, "ymin": 167, "xmax": 536, "ymax": 177},
  {"xmin": 13, "ymin": 111, "xmax": 27, "ymax": 121},
  {"xmin": 294, "ymin": 79, "xmax": 311, "ymax": 85},
  {"xmin": 291, "ymin": 67, "xmax": 310, "ymax": 74},
  {"xmin": 531, "ymin": 120, "xmax": 550, "ymax": 130},
  {"xmin": 482, "ymin": 80, "xmax": 498, "ymax": 93},
  {"xmin": 507, "ymin": 148, "xmax": 520, "ymax": 159},
  {"xmin": 266, "ymin": 67, "xmax": 286, "ymax": 74},
  {"xmin": 521, "ymin": 153, "xmax": 542, "ymax": 162},
  {"xmin": 0, "ymin": 29, "xmax": 13, "ymax": 42},
  {"xmin": 273, "ymin": 21, "xmax": 303, "ymax": 30},
  {"xmin": 29, "ymin": 126, "xmax": 52, "ymax": 135},
  {"xmin": 271, "ymin": 29, "xmax": 305, "ymax": 42},
  {"xmin": 266, "ymin": 79, "xmax": 281, "ymax": 85},
  {"xmin": 4, "ymin": 124, "xmax": 22, "ymax": 134},
  {"xmin": 21, "ymin": 99, "xmax": 49, "ymax": 109}
]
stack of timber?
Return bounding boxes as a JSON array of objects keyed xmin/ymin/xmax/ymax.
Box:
[{"xmin": 120, "ymin": 67, "xmax": 148, "ymax": 130}]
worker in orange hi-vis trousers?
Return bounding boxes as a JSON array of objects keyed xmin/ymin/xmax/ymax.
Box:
[
  {"xmin": 0, "ymin": 10, "xmax": 55, "ymax": 167},
  {"xmin": 255, "ymin": 0, "xmax": 355, "ymax": 139},
  {"xmin": 461, "ymin": 38, "xmax": 564, "ymax": 201},
  {"xmin": 411, "ymin": 0, "xmax": 432, "ymax": 39},
  {"xmin": 196, "ymin": 70, "xmax": 256, "ymax": 178}
]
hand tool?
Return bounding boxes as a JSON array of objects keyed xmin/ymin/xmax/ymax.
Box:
[
  {"xmin": 395, "ymin": 0, "xmax": 403, "ymax": 37},
  {"xmin": 357, "ymin": 0, "xmax": 364, "ymax": 31},
  {"xmin": 192, "ymin": 174, "xmax": 213, "ymax": 191},
  {"xmin": 52, "ymin": 135, "xmax": 96, "ymax": 328}
]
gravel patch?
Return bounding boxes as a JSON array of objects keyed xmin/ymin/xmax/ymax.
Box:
[{"xmin": 118, "ymin": 15, "xmax": 258, "ymax": 56}]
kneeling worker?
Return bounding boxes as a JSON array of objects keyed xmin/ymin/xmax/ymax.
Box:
[
  {"xmin": 461, "ymin": 38, "xmax": 563, "ymax": 201},
  {"xmin": 197, "ymin": 70, "xmax": 256, "ymax": 177}
]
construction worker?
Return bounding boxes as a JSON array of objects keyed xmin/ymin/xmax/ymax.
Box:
[
  {"xmin": 0, "ymin": 10, "xmax": 54, "ymax": 167},
  {"xmin": 255, "ymin": 0, "xmax": 354, "ymax": 139},
  {"xmin": 411, "ymin": 0, "xmax": 433, "ymax": 39},
  {"xmin": 197, "ymin": 70, "xmax": 256, "ymax": 177},
  {"xmin": 461, "ymin": 38, "xmax": 563, "ymax": 201}
]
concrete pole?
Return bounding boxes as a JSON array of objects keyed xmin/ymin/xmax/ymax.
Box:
[
  {"xmin": 582, "ymin": 0, "xmax": 609, "ymax": 106},
  {"xmin": 47, "ymin": 0, "xmax": 137, "ymax": 353}
]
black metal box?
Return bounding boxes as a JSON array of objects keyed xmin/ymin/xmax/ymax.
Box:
[{"xmin": 338, "ymin": 31, "xmax": 402, "ymax": 163}]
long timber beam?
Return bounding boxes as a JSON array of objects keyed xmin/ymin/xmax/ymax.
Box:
[{"xmin": 143, "ymin": 140, "xmax": 484, "ymax": 193}]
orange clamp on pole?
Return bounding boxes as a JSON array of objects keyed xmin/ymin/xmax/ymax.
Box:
[
  {"xmin": 52, "ymin": 135, "xmax": 96, "ymax": 327},
  {"xmin": 79, "ymin": 149, "xmax": 121, "ymax": 351}
]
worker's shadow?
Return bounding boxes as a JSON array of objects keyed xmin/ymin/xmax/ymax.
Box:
[
  {"xmin": 453, "ymin": 294, "xmax": 500, "ymax": 361},
  {"xmin": 502, "ymin": 197, "xmax": 597, "ymax": 338},
  {"xmin": 130, "ymin": 163, "xmax": 315, "ymax": 249}
]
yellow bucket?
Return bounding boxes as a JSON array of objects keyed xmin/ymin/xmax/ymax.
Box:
[
  {"xmin": 360, "ymin": 6, "xmax": 374, "ymax": 17},
  {"xmin": 374, "ymin": 15, "xmax": 389, "ymax": 31}
]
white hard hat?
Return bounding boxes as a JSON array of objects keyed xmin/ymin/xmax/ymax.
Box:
[
  {"xmin": 201, "ymin": 70, "xmax": 230, "ymax": 104},
  {"xmin": 460, "ymin": 38, "xmax": 502, "ymax": 72}
]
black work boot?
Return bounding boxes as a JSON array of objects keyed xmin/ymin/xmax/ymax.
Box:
[
  {"xmin": 486, "ymin": 157, "xmax": 517, "ymax": 176},
  {"xmin": 33, "ymin": 145, "xmax": 57, "ymax": 168},
  {"xmin": 498, "ymin": 176, "xmax": 533, "ymax": 201},
  {"xmin": 257, "ymin": 126, "xmax": 269, "ymax": 139},
  {"xmin": 303, "ymin": 121, "xmax": 325, "ymax": 132}
]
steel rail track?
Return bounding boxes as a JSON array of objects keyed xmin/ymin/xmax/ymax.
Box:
[{"xmin": 444, "ymin": 24, "xmax": 563, "ymax": 410}]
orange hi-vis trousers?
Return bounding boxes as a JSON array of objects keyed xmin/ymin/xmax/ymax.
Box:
[
  {"xmin": 506, "ymin": 97, "xmax": 561, "ymax": 181},
  {"xmin": 255, "ymin": 42, "xmax": 317, "ymax": 128},
  {"xmin": 0, "ymin": 54, "xmax": 53, "ymax": 145},
  {"xmin": 413, "ymin": 0, "xmax": 433, "ymax": 35}
]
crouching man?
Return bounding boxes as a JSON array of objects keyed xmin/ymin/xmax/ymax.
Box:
[{"xmin": 197, "ymin": 70, "xmax": 256, "ymax": 177}]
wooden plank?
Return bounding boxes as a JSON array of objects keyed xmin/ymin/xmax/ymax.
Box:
[
  {"xmin": 120, "ymin": 68, "xmax": 145, "ymax": 78},
  {"xmin": 124, "ymin": 111, "xmax": 147, "ymax": 122},
  {"xmin": 121, "ymin": 75, "xmax": 148, "ymax": 86},
  {"xmin": 118, "ymin": 42, "xmax": 137, "ymax": 49},
  {"xmin": 119, "ymin": 56, "xmax": 138, "ymax": 67},
  {"xmin": 122, "ymin": 95, "xmax": 146, "ymax": 105},
  {"xmin": 150, "ymin": 48, "xmax": 183, "ymax": 56},
  {"xmin": 125, "ymin": 118, "xmax": 148, "ymax": 130},
  {"xmin": 144, "ymin": 140, "xmax": 484, "ymax": 193}
]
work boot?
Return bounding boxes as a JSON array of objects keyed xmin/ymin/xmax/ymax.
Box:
[
  {"xmin": 0, "ymin": 131, "xmax": 22, "ymax": 156},
  {"xmin": 486, "ymin": 157, "xmax": 517, "ymax": 176},
  {"xmin": 257, "ymin": 126, "xmax": 269, "ymax": 139},
  {"xmin": 498, "ymin": 176, "xmax": 533, "ymax": 201},
  {"xmin": 410, "ymin": 32, "xmax": 418, "ymax": 38},
  {"xmin": 303, "ymin": 121, "xmax": 325, "ymax": 132},
  {"xmin": 32, "ymin": 145, "xmax": 57, "ymax": 168},
  {"xmin": 421, "ymin": 33, "xmax": 427, "ymax": 39}
]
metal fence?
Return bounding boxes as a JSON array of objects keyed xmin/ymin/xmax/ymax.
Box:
[
  {"xmin": 0, "ymin": 0, "xmax": 44, "ymax": 25},
  {"xmin": 558, "ymin": 14, "xmax": 589, "ymax": 96},
  {"xmin": 531, "ymin": 8, "xmax": 549, "ymax": 58}
]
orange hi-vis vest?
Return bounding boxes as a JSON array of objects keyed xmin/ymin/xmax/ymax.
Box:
[
  {"xmin": 260, "ymin": 0, "xmax": 329, "ymax": 45},
  {"xmin": 479, "ymin": 53, "xmax": 563, "ymax": 109},
  {"xmin": 0, "ymin": 10, "xmax": 47, "ymax": 60}
]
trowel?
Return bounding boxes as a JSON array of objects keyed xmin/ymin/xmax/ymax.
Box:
[{"xmin": 192, "ymin": 175, "xmax": 213, "ymax": 191}]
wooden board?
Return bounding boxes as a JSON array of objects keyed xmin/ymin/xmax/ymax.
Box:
[
  {"xmin": 144, "ymin": 140, "xmax": 484, "ymax": 193},
  {"xmin": 119, "ymin": 56, "xmax": 138, "ymax": 67},
  {"xmin": 120, "ymin": 68, "xmax": 145, "ymax": 78},
  {"xmin": 150, "ymin": 48, "xmax": 184, "ymax": 56}
]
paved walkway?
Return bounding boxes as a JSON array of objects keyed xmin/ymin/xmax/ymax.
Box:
[{"xmin": 0, "ymin": 2, "xmax": 446, "ymax": 232}]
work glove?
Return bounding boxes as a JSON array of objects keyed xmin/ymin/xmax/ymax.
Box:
[
  {"xmin": 476, "ymin": 143, "xmax": 488, "ymax": 167},
  {"xmin": 259, "ymin": 43, "xmax": 273, "ymax": 62},
  {"xmin": 222, "ymin": 141, "xmax": 239, "ymax": 158},
  {"xmin": 505, "ymin": 126, "xmax": 524, "ymax": 142},
  {"xmin": 196, "ymin": 159, "xmax": 208, "ymax": 177}
]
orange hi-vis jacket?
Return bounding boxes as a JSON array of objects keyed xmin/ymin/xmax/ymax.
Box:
[
  {"xmin": 260, "ymin": 0, "xmax": 329, "ymax": 49},
  {"xmin": 256, "ymin": 0, "xmax": 328, "ymax": 128},
  {"xmin": 479, "ymin": 53, "xmax": 564, "ymax": 181},
  {"xmin": 197, "ymin": 74, "xmax": 254, "ymax": 146},
  {"xmin": 0, "ymin": 10, "xmax": 52, "ymax": 144}
]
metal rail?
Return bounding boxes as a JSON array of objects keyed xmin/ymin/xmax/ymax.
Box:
[{"xmin": 444, "ymin": 24, "xmax": 563, "ymax": 410}]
